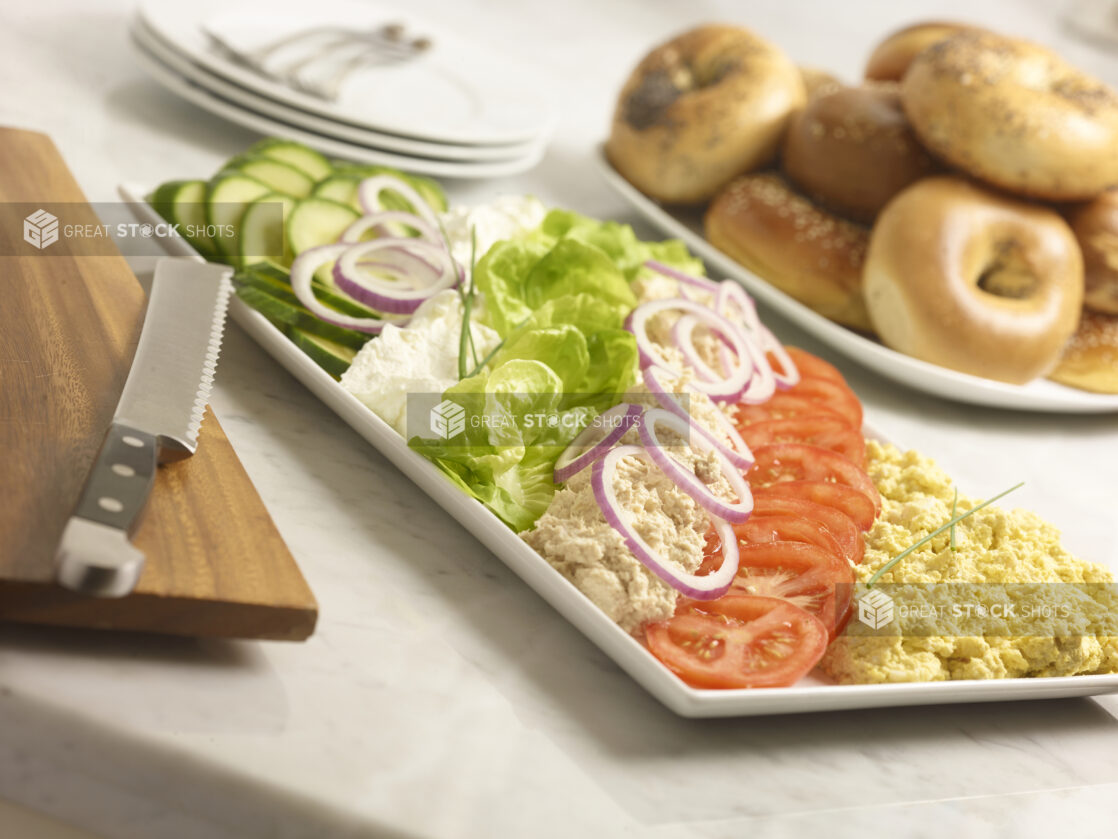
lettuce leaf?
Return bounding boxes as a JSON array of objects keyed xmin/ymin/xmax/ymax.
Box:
[{"xmin": 408, "ymin": 208, "xmax": 698, "ymax": 531}]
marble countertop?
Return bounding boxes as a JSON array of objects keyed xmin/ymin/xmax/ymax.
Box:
[{"xmin": 3, "ymin": 0, "xmax": 1118, "ymax": 836}]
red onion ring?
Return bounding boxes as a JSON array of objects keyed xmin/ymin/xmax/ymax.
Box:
[
  {"xmin": 644, "ymin": 260, "xmax": 719, "ymax": 295},
  {"xmin": 757, "ymin": 324, "xmax": 800, "ymax": 390},
  {"xmin": 637, "ymin": 408, "xmax": 753, "ymax": 524},
  {"xmin": 591, "ymin": 445, "xmax": 740, "ymax": 601},
  {"xmin": 642, "ymin": 366, "xmax": 754, "ymax": 471},
  {"xmin": 340, "ymin": 211, "xmax": 440, "ymax": 244},
  {"xmin": 357, "ymin": 175, "xmax": 438, "ymax": 225},
  {"xmin": 333, "ymin": 239, "xmax": 458, "ymax": 315},
  {"xmin": 553, "ymin": 402, "xmax": 642, "ymax": 483},
  {"xmin": 290, "ymin": 244, "xmax": 404, "ymax": 334}
]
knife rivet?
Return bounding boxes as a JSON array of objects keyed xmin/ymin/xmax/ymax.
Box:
[
  {"xmin": 121, "ymin": 435, "xmax": 145, "ymax": 448},
  {"xmin": 111, "ymin": 464, "xmax": 136, "ymax": 477},
  {"xmin": 98, "ymin": 497, "xmax": 124, "ymax": 513}
]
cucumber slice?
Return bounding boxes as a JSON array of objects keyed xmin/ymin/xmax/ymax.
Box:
[
  {"xmin": 331, "ymin": 164, "xmax": 448, "ymax": 213},
  {"xmin": 206, "ymin": 174, "xmax": 272, "ymax": 261},
  {"xmin": 248, "ymin": 139, "xmax": 334, "ymax": 182},
  {"xmin": 286, "ymin": 197, "xmax": 360, "ymax": 255},
  {"xmin": 240, "ymin": 193, "xmax": 296, "ymax": 268},
  {"xmin": 237, "ymin": 264, "xmax": 380, "ymax": 318},
  {"xmin": 287, "ymin": 328, "xmax": 357, "ymax": 379},
  {"xmin": 310, "ymin": 175, "xmax": 362, "ymax": 212},
  {"xmin": 223, "ymin": 156, "xmax": 315, "ymax": 197},
  {"xmin": 150, "ymin": 179, "xmax": 219, "ymax": 259},
  {"xmin": 234, "ymin": 284, "xmax": 370, "ymax": 350}
]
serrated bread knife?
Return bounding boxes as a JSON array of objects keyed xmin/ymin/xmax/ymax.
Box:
[{"xmin": 55, "ymin": 257, "xmax": 233, "ymax": 597}]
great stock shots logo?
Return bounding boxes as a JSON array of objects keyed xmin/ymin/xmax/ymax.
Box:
[
  {"xmin": 856, "ymin": 589, "xmax": 895, "ymax": 630},
  {"xmin": 429, "ymin": 399, "xmax": 466, "ymax": 439},
  {"xmin": 23, "ymin": 209, "xmax": 59, "ymax": 249}
]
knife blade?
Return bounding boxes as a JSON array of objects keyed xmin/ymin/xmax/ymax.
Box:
[{"xmin": 55, "ymin": 257, "xmax": 233, "ymax": 597}]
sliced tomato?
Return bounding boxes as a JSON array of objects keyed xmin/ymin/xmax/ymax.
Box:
[
  {"xmin": 747, "ymin": 443, "xmax": 881, "ymax": 517},
  {"xmin": 697, "ymin": 539, "xmax": 854, "ymax": 638},
  {"xmin": 735, "ymin": 393, "xmax": 848, "ymax": 428},
  {"xmin": 732, "ymin": 515, "xmax": 846, "ymax": 563},
  {"xmin": 645, "ymin": 595, "xmax": 829, "ymax": 689},
  {"xmin": 739, "ymin": 415, "xmax": 866, "ymax": 466},
  {"xmin": 751, "ymin": 492, "xmax": 865, "ymax": 564},
  {"xmin": 787, "ymin": 347, "xmax": 848, "ymax": 384},
  {"xmin": 785, "ymin": 377, "xmax": 863, "ymax": 429},
  {"xmin": 758, "ymin": 480, "xmax": 878, "ymax": 531}
]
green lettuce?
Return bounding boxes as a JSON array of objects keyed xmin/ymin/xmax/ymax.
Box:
[{"xmin": 408, "ymin": 209, "xmax": 699, "ymax": 531}]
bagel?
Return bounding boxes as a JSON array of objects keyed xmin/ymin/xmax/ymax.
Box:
[
  {"xmin": 864, "ymin": 176, "xmax": 1084, "ymax": 384},
  {"xmin": 705, "ymin": 172, "xmax": 873, "ymax": 331},
  {"xmin": 1048, "ymin": 310, "xmax": 1118, "ymax": 394},
  {"xmin": 864, "ymin": 21, "xmax": 981, "ymax": 82},
  {"xmin": 901, "ymin": 31, "xmax": 1118, "ymax": 200},
  {"xmin": 799, "ymin": 66, "xmax": 843, "ymax": 100},
  {"xmin": 781, "ymin": 82, "xmax": 937, "ymax": 223},
  {"xmin": 606, "ymin": 24, "xmax": 805, "ymax": 204},
  {"xmin": 1067, "ymin": 190, "xmax": 1118, "ymax": 314}
]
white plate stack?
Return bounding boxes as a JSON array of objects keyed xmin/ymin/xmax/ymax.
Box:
[{"xmin": 131, "ymin": 0, "xmax": 557, "ymax": 178}]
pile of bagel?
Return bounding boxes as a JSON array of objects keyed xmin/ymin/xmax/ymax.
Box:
[{"xmin": 606, "ymin": 21, "xmax": 1118, "ymax": 392}]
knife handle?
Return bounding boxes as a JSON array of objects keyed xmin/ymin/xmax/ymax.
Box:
[{"xmin": 56, "ymin": 422, "xmax": 158, "ymax": 597}]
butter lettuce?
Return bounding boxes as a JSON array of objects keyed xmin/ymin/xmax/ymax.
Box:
[{"xmin": 408, "ymin": 208, "xmax": 699, "ymax": 531}]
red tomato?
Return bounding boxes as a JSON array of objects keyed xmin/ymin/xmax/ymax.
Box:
[
  {"xmin": 645, "ymin": 595, "xmax": 829, "ymax": 689},
  {"xmin": 785, "ymin": 377, "xmax": 863, "ymax": 429},
  {"xmin": 731, "ymin": 515, "xmax": 846, "ymax": 563},
  {"xmin": 735, "ymin": 393, "xmax": 848, "ymax": 428},
  {"xmin": 747, "ymin": 443, "xmax": 882, "ymax": 517},
  {"xmin": 773, "ymin": 347, "xmax": 848, "ymax": 385},
  {"xmin": 758, "ymin": 481, "xmax": 878, "ymax": 531},
  {"xmin": 751, "ymin": 492, "xmax": 865, "ymax": 564},
  {"xmin": 739, "ymin": 415, "xmax": 866, "ymax": 467},
  {"xmin": 697, "ymin": 539, "xmax": 854, "ymax": 638}
]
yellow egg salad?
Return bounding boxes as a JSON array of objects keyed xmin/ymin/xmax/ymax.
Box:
[{"xmin": 821, "ymin": 441, "xmax": 1118, "ymax": 684}]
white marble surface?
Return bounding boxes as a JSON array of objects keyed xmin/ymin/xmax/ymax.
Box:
[{"xmin": 3, "ymin": 0, "xmax": 1118, "ymax": 837}]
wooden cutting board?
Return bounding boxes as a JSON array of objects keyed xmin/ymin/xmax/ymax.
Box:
[{"xmin": 0, "ymin": 126, "xmax": 317, "ymax": 640}]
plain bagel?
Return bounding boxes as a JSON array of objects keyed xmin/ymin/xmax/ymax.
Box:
[
  {"xmin": 1067, "ymin": 190, "xmax": 1118, "ymax": 314},
  {"xmin": 606, "ymin": 24, "xmax": 805, "ymax": 204},
  {"xmin": 902, "ymin": 31, "xmax": 1118, "ymax": 200},
  {"xmin": 864, "ymin": 176, "xmax": 1084, "ymax": 384},
  {"xmin": 864, "ymin": 21, "xmax": 981, "ymax": 82}
]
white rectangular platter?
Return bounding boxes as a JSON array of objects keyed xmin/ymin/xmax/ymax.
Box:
[
  {"xmin": 122, "ymin": 184, "xmax": 1118, "ymax": 717},
  {"xmin": 595, "ymin": 147, "xmax": 1118, "ymax": 415}
]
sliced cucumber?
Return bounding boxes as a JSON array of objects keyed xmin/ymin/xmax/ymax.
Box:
[
  {"xmin": 206, "ymin": 174, "xmax": 272, "ymax": 261},
  {"xmin": 240, "ymin": 193, "xmax": 296, "ymax": 268},
  {"xmin": 150, "ymin": 180, "xmax": 219, "ymax": 260},
  {"xmin": 287, "ymin": 328, "xmax": 358, "ymax": 379},
  {"xmin": 234, "ymin": 284, "xmax": 370, "ymax": 350},
  {"xmin": 332, "ymin": 164, "xmax": 448, "ymax": 213},
  {"xmin": 223, "ymin": 155, "xmax": 315, "ymax": 198},
  {"xmin": 286, "ymin": 197, "xmax": 360, "ymax": 256},
  {"xmin": 310, "ymin": 175, "xmax": 362, "ymax": 212},
  {"xmin": 238, "ymin": 263, "xmax": 379, "ymax": 318},
  {"xmin": 247, "ymin": 139, "xmax": 334, "ymax": 182}
]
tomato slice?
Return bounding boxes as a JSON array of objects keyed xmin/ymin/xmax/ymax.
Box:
[
  {"xmin": 747, "ymin": 443, "xmax": 881, "ymax": 517},
  {"xmin": 645, "ymin": 595, "xmax": 829, "ymax": 689},
  {"xmin": 734, "ymin": 393, "xmax": 848, "ymax": 428},
  {"xmin": 785, "ymin": 377, "xmax": 863, "ymax": 429},
  {"xmin": 771, "ymin": 347, "xmax": 848, "ymax": 385},
  {"xmin": 758, "ymin": 480, "xmax": 878, "ymax": 531},
  {"xmin": 732, "ymin": 515, "xmax": 846, "ymax": 562},
  {"xmin": 739, "ymin": 415, "xmax": 866, "ymax": 467},
  {"xmin": 751, "ymin": 492, "xmax": 865, "ymax": 564}
]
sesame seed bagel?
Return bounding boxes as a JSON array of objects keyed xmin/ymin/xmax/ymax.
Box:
[
  {"xmin": 1067, "ymin": 190, "xmax": 1118, "ymax": 314},
  {"xmin": 864, "ymin": 21, "xmax": 981, "ymax": 82},
  {"xmin": 864, "ymin": 177, "xmax": 1085, "ymax": 384},
  {"xmin": 781, "ymin": 82, "xmax": 938, "ymax": 223},
  {"xmin": 704, "ymin": 172, "xmax": 873, "ymax": 331},
  {"xmin": 606, "ymin": 24, "xmax": 805, "ymax": 205},
  {"xmin": 1048, "ymin": 310, "xmax": 1118, "ymax": 394},
  {"xmin": 901, "ymin": 31, "xmax": 1118, "ymax": 201}
]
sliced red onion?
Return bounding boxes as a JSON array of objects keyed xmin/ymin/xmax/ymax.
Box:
[
  {"xmin": 591, "ymin": 445, "xmax": 740, "ymax": 601},
  {"xmin": 637, "ymin": 408, "xmax": 753, "ymax": 524},
  {"xmin": 671, "ymin": 313, "xmax": 754, "ymax": 386},
  {"xmin": 553, "ymin": 402, "xmax": 642, "ymax": 483},
  {"xmin": 736, "ymin": 338, "xmax": 777, "ymax": 404},
  {"xmin": 333, "ymin": 238, "xmax": 458, "ymax": 315},
  {"xmin": 644, "ymin": 260, "xmax": 719, "ymax": 294},
  {"xmin": 642, "ymin": 366, "xmax": 755, "ymax": 471},
  {"xmin": 715, "ymin": 280, "xmax": 761, "ymax": 337},
  {"xmin": 757, "ymin": 324, "xmax": 800, "ymax": 390},
  {"xmin": 290, "ymin": 244, "xmax": 402, "ymax": 334},
  {"xmin": 627, "ymin": 298, "xmax": 753, "ymax": 402},
  {"xmin": 357, "ymin": 175, "xmax": 438, "ymax": 225},
  {"xmin": 339, "ymin": 210, "xmax": 440, "ymax": 244}
]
